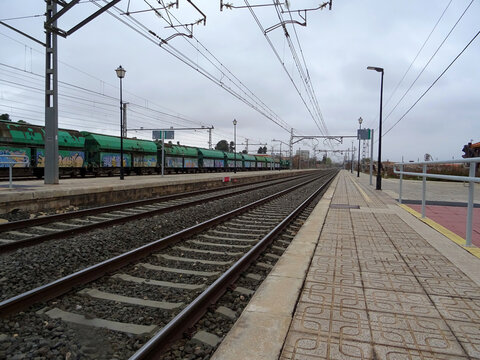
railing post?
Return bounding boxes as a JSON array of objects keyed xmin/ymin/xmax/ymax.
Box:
[
  {"xmin": 9, "ymin": 164, "xmax": 13, "ymax": 189},
  {"xmin": 421, "ymin": 164, "xmax": 427, "ymax": 218},
  {"xmin": 466, "ymin": 161, "xmax": 475, "ymax": 247},
  {"xmin": 399, "ymin": 164, "xmax": 403, "ymax": 204}
]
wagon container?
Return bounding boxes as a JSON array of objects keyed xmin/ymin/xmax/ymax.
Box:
[
  {"xmin": 274, "ymin": 157, "xmax": 281, "ymax": 169},
  {"xmin": 197, "ymin": 148, "xmax": 225, "ymax": 172},
  {"xmin": 159, "ymin": 144, "xmax": 184, "ymax": 173},
  {"xmin": 181, "ymin": 146, "xmax": 199, "ymax": 173},
  {"xmin": 82, "ymin": 132, "xmax": 156, "ymax": 176},
  {"xmin": 225, "ymin": 152, "xmax": 243, "ymax": 171},
  {"xmin": 241, "ymin": 154, "xmax": 256, "ymax": 170},
  {"xmin": 254, "ymin": 155, "xmax": 268, "ymax": 169},
  {"xmin": 0, "ymin": 120, "xmax": 86, "ymax": 178}
]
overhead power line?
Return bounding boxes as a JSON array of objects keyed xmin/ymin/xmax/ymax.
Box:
[
  {"xmin": 382, "ymin": 0, "xmax": 475, "ymax": 126},
  {"xmin": 94, "ymin": 0, "xmax": 294, "ymax": 133},
  {"xmin": 382, "ymin": 0, "xmax": 453, "ymax": 111},
  {"xmin": 383, "ymin": 30, "xmax": 479, "ymax": 137}
]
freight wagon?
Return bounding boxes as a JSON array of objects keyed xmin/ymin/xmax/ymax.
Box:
[
  {"xmin": 82, "ymin": 132, "xmax": 157, "ymax": 176},
  {"xmin": 0, "ymin": 120, "xmax": 289, "ymax": 178},
  {"xmin": 0, "ymin": 120, "xmax": 86, "ymax": 178}
]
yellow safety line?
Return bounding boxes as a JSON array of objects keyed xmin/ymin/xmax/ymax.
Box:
[
  {"xmin": 399, "ymin": 204, "xmax": 480, "ymax": 259},
  {"xmin": 351, "ymin": 178, "xmax": 371, "ymax": 203}
]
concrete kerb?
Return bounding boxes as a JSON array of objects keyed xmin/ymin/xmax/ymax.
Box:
[{"xmin": 210, "ymin": 172, "xmax": 339, "ymax": 360}]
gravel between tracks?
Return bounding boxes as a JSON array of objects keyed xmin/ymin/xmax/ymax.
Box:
[{"xmin": 0, "ymin": 177, "xmax": 307, "ymax": 302}]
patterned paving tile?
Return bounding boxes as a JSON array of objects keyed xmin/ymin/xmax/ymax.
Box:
[
  {"xmin": 364, "ymin": 289, "xmax": 439, "ymax": 317},
  {"xmin": 359, "ymin": 259, "xmax": 414, "ymax": 276},
  {"xmin": 361, "ymin": 272, "xmax": 425, "ymax": 294},
  {"xmin": 281, "ymin": 331, "xmax": 373, "ymax": 360},
  {"xmin": 394, "ymin": 244, "xmax": 442, "ymax": 256},
  {"xmin": 445, "ymin": 319, "xmax": 480, "ymax": 358},
  {"xmin": 356, "ymin": 250, "xmax": 403, "ymax": 262},
  {"xmin": 290, "ymin": 303, "xmax": 371, "ymax": 342},
  {"xmin": 417, "ymin": 277, "xmax": 480, "ymax": 298},
  {"xmin": 300, "ymin": 282, "xmax": 366, "ymax": 309},
  {"xmin": 373, "ymin": 345, "xmax": 468, "ymax": 359},
  {"xmin": 307, "ymin": 268, "xmax": 363, "ymax": 288},
  {"xmin": 369, "ymin": 312, "xmax": 466, "ymax": 356},
  {"xmin": 416, "ymin": 265, "xmax": 469, "ymax": 281},
  {"xmin": 431, "ymin": 295, "xmax": 480, "ymax": 323}
]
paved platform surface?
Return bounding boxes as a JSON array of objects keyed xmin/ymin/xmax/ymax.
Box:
[{"xmin": 213, "ymin": 170, "xmax": 480, "ymax": 360}]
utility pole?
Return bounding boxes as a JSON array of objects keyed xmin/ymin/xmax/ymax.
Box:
[
  {"xmin": 44, "ymin": 0, "xmax": 59, "ymax": 184},
  {"xmin": 208, "ymin": 128, "xmax": 212, "ymax": 149},
  {"xmin": 238, "ymin": 140, "xmax": 266, "ymax": 153},
  {"xmin": 272, "ymin": 139, "xmax": 288, "ymax": 171},
  {"xmin": 122, "ymin": 103, "xmax": 128, "ymax": 137},
  {"xmin": 351, "ymin": 141, "xmax": 354, "ymax": 173},
  {"xmin": 289, "ymin": 128, "xmax": 294, "ymax": 169}
]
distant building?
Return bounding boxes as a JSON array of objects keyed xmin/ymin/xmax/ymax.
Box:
[{"xmin": 296, "ymin": 150, "xmax": 310, "ymax": 161}]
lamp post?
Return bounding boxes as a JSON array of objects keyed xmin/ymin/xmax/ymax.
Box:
[
  {"xmin": 233, "ymin": 119, "xmax": 237, "ymax": 174},
  {"xmin": 351, "ymin": 141, "xmax": 354, "ymax": 173},
  {"xmin": 115, "ymin": 65, "xmax": 126, "ymax": 180},
  {"xmin": 367, "ymin": 66, "xmax": 384, "ymax": 190},
  {"xmin": 357, "ymin": 116, "xmax": 363, "ymax": 177}
]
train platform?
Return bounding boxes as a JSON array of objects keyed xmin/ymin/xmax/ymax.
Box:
[
  {"xmin": 0, "ymin": 170, "xmax": 304, "ymax": 215},
  {"xmin": 212, "ymin": 170, "xmax": 480, "ymax": 360}
]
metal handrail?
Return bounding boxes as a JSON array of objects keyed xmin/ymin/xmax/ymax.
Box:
[
  {"xmin": 393, "ymin": 157, "xmax": 480, "ymax": 247},
  {"xmin": 0, "ymin": 155, "xmax": 30, "ymax": 189}
]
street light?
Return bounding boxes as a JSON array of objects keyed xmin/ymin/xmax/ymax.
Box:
[
  {"xmin": 233, "ymin": 119, "xmax": 237, "ymax": 174},
  {"xmin": 367, "ymin": 66, "xmax": 384, "ymax": 190},
  {"xmin": 357, "ymin": 116, "xmax": 363, "ymax": 177},
  {"xmin": 351, "ymin": 141, "xmax": 354, "ymax": 173},
  {"xmin": 115, "ymin": 65, "xmax": 126, "ymax": 180}
]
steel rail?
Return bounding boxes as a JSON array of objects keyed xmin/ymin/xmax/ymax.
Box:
[
  {"xmin": 0, "ymin": 173, "xmax": 313, "ymax": 232},
  {"xmin": 0, "ymin": 173, "xmax": 315, "ymax": 253},
  {"xmin": 0, "ymin": 172, "xmax": 332, "ymax": 317},
  {"xmin": 130, "ymin": 170, "xmax": 338, "ymax": 359}
]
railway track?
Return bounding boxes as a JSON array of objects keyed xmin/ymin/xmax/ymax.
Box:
[
  {"xmin": 0, "ymin": 169, "xmax": 337, "ymax": 359},
  {"xmin": 0, "ymin": 172, "xmax": 313, "ymax": 253}
]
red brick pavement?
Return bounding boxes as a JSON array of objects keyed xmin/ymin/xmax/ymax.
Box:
[{"xmin": 408, "ymin": 204, "xmax": 480, "ymax": 247}]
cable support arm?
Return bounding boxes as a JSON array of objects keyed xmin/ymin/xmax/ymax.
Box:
[
  {"xmin": 0, "ymin": 21, "xmax": 46, "ymax": 47},
  {"xmin": 272, "ymin": 139, "xmax": 289, "ymax": 146},
  {"xmin": 291, "ymin": 135, "xmax": 357, "ymax": 145},
  {"xmin": 220, "ymin": 1, "xmax": 287, "ymax": 11},
  {"xmin": 120, "ymin": 1, "xmax": 178, "ymax": 16},
  {"xmin": 264, "ymin": 19, "xmax": 305, "ymax": 34},
  {"xmin": 280, "ymin": 1, "xmax": 332, "ymax": 13},
  {"xmin": 46, "ymin": 0, "xmax": 121, "ymax": 38},
  {"xmin": 127, "ymin": 126, "xmax": 214, "ymax": 131},
  {"xmin": 186, "ymin": 0, "xmax": 206, "ymax": 26}
]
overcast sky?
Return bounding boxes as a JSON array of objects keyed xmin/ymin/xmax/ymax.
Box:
[{"xmin": 0, "ymin": 0, "xmax": 478, "ymax": 162}]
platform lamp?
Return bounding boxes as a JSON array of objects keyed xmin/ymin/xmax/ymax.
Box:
[
  {"xmin": 367, "ymin": 66, "xmax": 384, "ymax": 190},
  {"xmin": 357, "ymin": 116, "xmax": 363, "ymax": 177},
  {"xmin": 115, "ymin": 65, "xmax": 126, "ymax": 180},
  {"xmin": 233, "ymin": 119, "xmax": 237, "ymax": 174}
]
